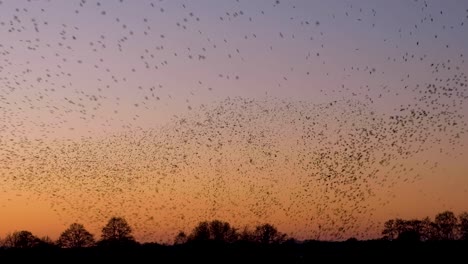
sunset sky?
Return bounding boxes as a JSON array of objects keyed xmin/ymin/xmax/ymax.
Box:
[{"xmin": 0, "ymin": 0, "xmax": 467, "ymax": 243}]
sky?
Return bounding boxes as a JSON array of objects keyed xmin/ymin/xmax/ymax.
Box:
[{"xmin": 0, "ymin": 0, "xmax": 467, "ymax": 243}]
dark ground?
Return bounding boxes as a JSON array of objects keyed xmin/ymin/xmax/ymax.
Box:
[{"xmin": 1, "ymin": 240, "xmax": 467, "ymax": 263}]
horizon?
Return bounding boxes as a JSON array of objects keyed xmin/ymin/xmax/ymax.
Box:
[{"xmin": 1, "ymin": 209, "xmax": 467, "ymax": 244}]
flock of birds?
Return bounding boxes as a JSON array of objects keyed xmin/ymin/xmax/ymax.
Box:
[{"xmin": 0, "ymin": 0, "xmax": 467, "ymax": 242}]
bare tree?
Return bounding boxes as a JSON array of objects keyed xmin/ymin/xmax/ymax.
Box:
[
  {"xmin": 208, "ymin": 220, "xmax": 238, "ymax": 242},
  {"xmin": 419, "ymin": 217, "xmax": 437, "ymax": 241},
  {"xmin": 382, "ymin": 217, "xmax": 438, "ymax": 241},
  {"xmin": 100, "ymin": 216, "xmax": 135, "ymax": 245},
  {"xmin": 189, "ymin": 221, "xmax": 210, "ymax": 241},
  {"xmin": 174, "ymin": 231, "xmax": 188, "ymax": 245},
  {"xmin": 239, "ymin": 226, "xmax": 255, "ymax": 242},
  {"xmin": 382, "ymin": 219, "xmax": 398, "ymax": 240},
  {"xmin": 253, "ymin": 224, "xmax": 286, "ymax": 244},
  {"xmin": 57, "ymin": 223, "xmax": 95, "ymax": 248},
  {"xmin": 188, "ymin": 220, "xmax": 238, "ymax": 243},
  {"xmin": 458, "ymin": 212, "xmax": 468, "ymax": 240},
  {"xmin": 2, "ymin": 230, "xmax": 40, "ymax": 248},
  {"xmin": 434, "ymin": 211, "xmax": 458, "ymax": 240}
]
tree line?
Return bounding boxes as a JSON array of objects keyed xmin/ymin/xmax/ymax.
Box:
[
  {"xmin": 1, "ymin": 210, "xmax": 467, "ymax": 249},
  {"xmin": 382, "ymin": 210, "xmax": 468, "ymax": 241},
  {"xmin": 0, "ymin": 217, "xmax": 287, "ymax": 249},
  {"xmin": 1, "ymin": 217, "xmax": 135, "ymax": 249}
]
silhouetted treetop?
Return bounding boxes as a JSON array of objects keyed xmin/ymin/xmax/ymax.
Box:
[
  {"xmin": 2, "ymin": 231, "xmax": 41, "ymax": 248},
  {"xmin": 459, "ymin": 212, "xmax": 468, "ymax": 241},
  {"xmin": 174, "ymin": 231, "xmax": 188, "ymax": 245},
  {"xmin": 188, "ymin": 220, "xmax": 238, "ymax": 243},
  {"xmin": 381, "ymin": 210, "xmax": 467, "ymax": 241},
  {"xmin": 100, "ymin": 217, "xmax": 135, "ymax": 244},
  {"xmin": 57, "ymin": 223, "xmax": 95, "ymax": 248},
  {"xmin": 434, "ymin": 211, "xmax": 458, "ymax": 240},
  {"xmin": 252, "ymin": 223, "xmax": 286, "ymax": 244}
]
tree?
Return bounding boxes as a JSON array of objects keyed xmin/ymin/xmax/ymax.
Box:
[
  {"xmin": 188, "ymin": 220, "xmax": 238, "ymax": 243},
  {"xmin": 40, "ymin": 236, "xmax": 55, "ymax": 245},
  {"xmin": 382, "ymin": 219, "xmax": 398, "ymax": 240},
  {"xmin": 174, "ymin": 231, "xmax": 188, "ymax": 245},
  {"xmin": 2, "ymin": 230, "xmax": 40, "ymax": 248},
  {"xmin": 434, "ymin": 211, "xmax": 458, "ymax": 240},
  {"xmin": 100, "ymin": 217, "xmax": 135, "ymax": 245},
  {"xmin": 403, "ymin": 219, "xmax": 425, "ymax": 242},
  {"xmin": 37, "ymin": 236, "xmax": 57, "ymax": 248},
  {"xmin": 253, "ymin": 223, "xmax": 286, "ymax": 244},
  {"xmin": 239, "ymin": 226, "xmax": 255, "ymax": 242},
  {"xmin": 382, "ymin": 218, "xmax": 436, "ymax": 241},
  {"xmin": 419, "ymin": 217, "xmax": 437, "ymax": 241},
  {"xmin": 208, "ymin": 220, "xmax": 238, "ymax": 242},
  {"xmin": 458, "ymin": 212, "xmax": 468, "ymax": 240},
  {"xmin": 189, "ymin": 221, "xmax": 210, "ymax": 241},
  {"xmin": 57, "ymin": 223, "xmax": 95, "ymax": 248}
]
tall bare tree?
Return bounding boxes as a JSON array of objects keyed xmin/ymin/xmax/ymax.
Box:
[
  {"xmin": 100, "ymin": 216, "xmax": 136, "ymax": 246},
  {"xmin": 57, "ymin": 223, "xmax": 95, "ymax": 248}
]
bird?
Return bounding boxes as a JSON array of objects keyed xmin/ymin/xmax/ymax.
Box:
[{"xmin": 0, "ymin": 0, "xmax": 466, "ymax": 243}]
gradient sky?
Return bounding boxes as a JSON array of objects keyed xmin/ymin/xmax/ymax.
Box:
[{"xmin": 0, "ymin": 0, "xmax": 467, "ymax": 243}]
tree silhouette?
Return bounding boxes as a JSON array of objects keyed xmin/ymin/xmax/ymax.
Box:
[
  {"xmin": 418, "ymin": 217, "xmax": 437, "ymax": 241},
  {"xmin": 174, "ymin": 231, "xmax": 188, "ymax": 245},
  {"xmin": 207, "ymin": 220, "xmax": 238, "ymax": 242},
  {"xmin": 2, "ymin": 230, "xmax": 41, "ymax": 248},
  {"xmin": 382, "ymin": 219, "xmax": 398, "ymax": 240},
  {"xmin": 57, "ymin": 223, "xmax": 95, "ymax": 248},
  {"xmin": 458, "ymin": 212, "xmax": 468, "ymax": 240},
  {"xmin": 239, "ymin": 226, "xmax": 255, "ymax": 242},
  {"xmin": 37, "ymin": 236, "xmax": 57, "ymax": 249},
  {"xmin": 40, "ymin": 236, "xmax": 55, "ymax": 245},
  {"xmin": 253, "ymin": 224, "xmax": 286, "ymax": 244},
  {"xmin": 188, "ymin": 220, "xmax": 238, "ymax": 243},
  {"xmin": 382, "ymin": 217, "xmax": 437, "ymax": 241},
  {"xmin": 189, "ymin": 221, "xmax": 210, "ymax": 241},
  {"xmin": 100, "ymin": 217, "xmax": 135, "ymax": 245},
  {"xmin": 434, "ymin": 211, "xmax": 458, "ymax": 240}
]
